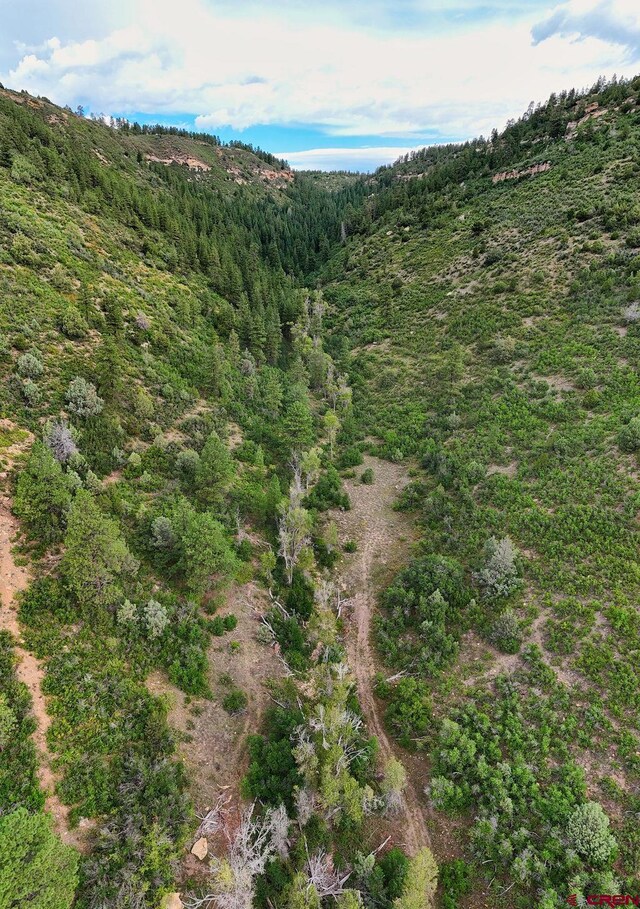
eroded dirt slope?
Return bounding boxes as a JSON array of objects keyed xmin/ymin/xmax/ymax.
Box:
[{"xmin": 0, "ymin": 420, "xmax": 86, "ymax": 849}]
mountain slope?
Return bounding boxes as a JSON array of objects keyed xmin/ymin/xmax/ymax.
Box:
[
  {"xmin": 0, "ymin": 88, "xmax": 369, "ymax": 909},
  {"xmin": 321, "ymin": 75, "xmax": 640, "ymax": 906},
  {"xmin": 4, "ymin": 73, "xmax": 640, "ymax": 909}
]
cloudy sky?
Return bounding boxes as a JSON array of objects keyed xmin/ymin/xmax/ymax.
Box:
[{"xmin": 1, "ymin": 0, "xmax": 639, "ymax": 170}]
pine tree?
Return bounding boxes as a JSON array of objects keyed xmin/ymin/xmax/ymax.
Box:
[
  {"xmin": 13, "ymin": 442, "xmax": 72, "ymax": 544},
  {"xmin": 264, "ymin": 303, "xmax": 282, "ymax": 365},
  {"xmin": 237, "ymin": 293, "xmax": 252, "ymax": 349},
  {"xmin": 195, "ymin": 431, "xmax": 234, "ymax": 506},
  {"xmin": 393, "ymin": 848, "xmax": 438, "ymax": 909},
  {"xmin": 258, "ymin": 367, "xmax": 283, "ymax": 419},
  {"xmin": 250, "ymin": 299, "xmax": 267, "ymax": 358},
  {"xmin": 61, "ymin": 489, "xmax": 138, "ymax": 612},
  {"xmin": 282, "ymin": 400, "xmax": 314, "ymax": 455},
  {"xmin": 285, "ymin": 873, "xmax": 321, "ymax": 909},
  {"xmin": 0, "ymin": 809, "xmax": 78, "ymax": 909}
]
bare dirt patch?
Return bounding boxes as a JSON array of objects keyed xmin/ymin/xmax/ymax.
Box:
[
  {"xmin": 146, "ymin": 153, "xmax": 211, "ymax": 172},
  {"xmin": 459, "ymin": 630, "xmax": 520, "ymax": 687},
  {"xmin": 536, "ymin": 374, "xmax": 576, "ymax": 392},
  {"xmin": 102, "ymin": 468, "xmax": 123, "ymax": 486},
  {"xmin": 147, "ymin": 582, "xmax": 283, "ymax": 817},
  {"xmin": 226, "ymin": 421, "xmax": 244, "ymax": 450},
  {"xmin": 487, "ymin": 461, "xmax": 518, "ymax": 478}
]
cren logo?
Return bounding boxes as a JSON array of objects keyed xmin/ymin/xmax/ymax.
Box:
[
  {"xmin": 567, "ymin": 895, "xmax": 640, "ymax": 906},
  {"xmin": 585, "ymin": 898, "xmax": 640, "ymax": 906}
]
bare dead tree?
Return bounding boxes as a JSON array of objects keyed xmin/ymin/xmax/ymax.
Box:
[
  {"xmin": 267, "ymin": 589, "xmax": 291, "ymax": 618},
  {"xmin": 288, "ymin": 457, "xmax": 304, "ymax": 505},
  {"xmin": 185, "ymin": 804, "xmax": 290, "ymax": 909},
  {"xmin": 305, "ymin": 850, "xmax": 352, "ymax": 899},
  {"xmin": 196, "ymin": 794, "xmax": 231, "ymax": 837},
  {"xmin": 314, "ymin": 579, "xmax": 334, "ymax": 612},
  {"xmin": 294, "ymin": 786, "xmax": 317, "ymax": 827},
  {"xmin": 277, "ymin": 491, "xmax": 312, "ymax": 585}
]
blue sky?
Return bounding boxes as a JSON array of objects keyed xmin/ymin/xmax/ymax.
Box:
[{"xmin": 2, "ymin": 0, "xmax": 639, "ymax": 171}]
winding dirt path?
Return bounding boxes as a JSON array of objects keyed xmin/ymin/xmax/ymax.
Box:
[
  {"xmin": 334, "ymin": 455, "xmax": 430, "ymax": 855},
  {"xmin": 0, "ymin": 423, "xmax": 84, "ymax": 849}
]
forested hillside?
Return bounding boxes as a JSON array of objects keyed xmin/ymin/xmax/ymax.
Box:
[
  {"xmin": 2, "ymin": 72, "xmax": 640, "ymax": 909},
  {"xmin": 0, "ymin": 86, "xmax": 380, "ymax": 909},
  {"xmin": 321, "ymin": 73, "xmax": 640, "ymax": 907}
]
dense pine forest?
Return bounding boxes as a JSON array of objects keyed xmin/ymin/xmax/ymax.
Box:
[{"xmin": 1, "ymin": 73, "xmax": 640, "ymax": 909}]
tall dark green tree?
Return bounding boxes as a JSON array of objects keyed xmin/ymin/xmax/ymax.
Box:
[
  {"xmin": 61, "ymin": 490, "xmax": 138, "ymax": 613},
  {"xmin": 0, "ymin": 809, "xmax": 78, "ymax": 909}
]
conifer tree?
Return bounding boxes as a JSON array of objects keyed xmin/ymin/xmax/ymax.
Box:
[
  {"xmin": 13, "ymin": 442, "xmax": 72, "ymax": 544},
  {"xmin": 282, "ymin": 400, "xmax": 314, "ymax": 455},
  {"xmin": 195, "ymin": 431, "xmax": 234, "ymax": 506},
  {"xmin": 0, "ymin": 809, "xmax": 78, "ymax": 909},
  {"xmin": 61, "ymin": 489, "xmax": 138, "ymax": 612}
]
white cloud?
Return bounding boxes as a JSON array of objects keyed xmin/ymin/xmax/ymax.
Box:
[
  {"xmin": 278, "ymin": 145, "xmax": 425, "ymax": 172},
  {"xmin": 532, "ymin": 0, "xmax": 640, "ymax": 59},
  {"xmin": 3, "ymin": 0, "xmax": 639, "ymax": 141}
]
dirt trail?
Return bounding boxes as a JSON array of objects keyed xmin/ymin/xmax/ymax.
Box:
[
  {"xmin": 0, "ymin": 423, "xmax": 85, "ymax": 849},
  {"xmin": 334, "ymin": 455, "xmax": 430, "ymax": 856}
]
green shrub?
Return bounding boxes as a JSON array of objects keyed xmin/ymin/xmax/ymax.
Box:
[
  {"xmin": 285, "ymin": 568, "xmax": 315, "ymax": 620},
  {"xmin": 209, "ymin": 614, "xmax": 238, "ymax": 636},
  {"xmin": 369, "ymin": 847, "xmax": 410, "ymax": 904},
  {"xmin": 360, "ymin": 467, "xmax": 374, "ymax": 484},
  {"xmin": 58, "ymin": 306, "xmax": 88, "ymax": 339},
  {"xmin": 66, "ymin": 376, "xmax": 104, "ymax": 418},
  {"xmin": 619, "ymin": 416, "xmax": 640, "ymax": 452},
  {"xmin": 16, "ymin": 352, "xmax": 43, "ymax": 378},
  {"xmin": 21, "ymin": 379, "xmax": 41, "ymax": 406},
  {"xmin": 474, "ymin": 537, "xmax": 522, "ymax": 599},
  {"xmin": 488, "ymin": 609, "xmax": 522, "ymax": 654},
  {"xmin": 269, "ymin": 613, "xmax": 310, "ymax": 670},
  {"xmin": 338, "ymin": 446, "xmax": 364, "ymax": 468},
  {"xmin": 223, "ymin": 689, "xmax": 248, "ymax": 715},
  {"xmin": 236, "ymin": 539, "xmax": 253, "ymax": 561},
  {"xmin": 440, "ymin": 859, "xmax": 473, "ymax": 909},
  {"xmin": 384, "ymin": 677, "xmax": 432, "ymax": 747},
  {"xmin": 304, "ymin": 466, "xmax": 350, "ymax": 511},
  {"xmin": 567, "ymin": 802, "xmax": 617, "ymax": 866},
  {"xmin": 243, "ymin": 706, "xmax": 303, "ymax": 809}
]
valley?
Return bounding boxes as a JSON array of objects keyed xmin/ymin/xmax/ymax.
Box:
[{"xmin": 1, "ymin": 74, "xmax": 640, "ymax": 909}]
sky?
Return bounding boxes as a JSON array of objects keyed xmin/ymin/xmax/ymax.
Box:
[{"xmin": 1, "ymin": 0, "xmax": 640, "ymax": 171}]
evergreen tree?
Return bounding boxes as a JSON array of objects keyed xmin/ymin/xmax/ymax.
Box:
[
  {"xmin": 176, "ymin": 506, "xmax": 238, "ymax": 595},
  {"xmin": 285, "ymin": 873, "xmax": 321, "ymax": 909},
  {"xmin": 393, "ymin": 849, "xmax": 438, "ymax": 909},
  {"xmin": 0, "ymin": 808, "xmax": 78, "ymax": 909},
  {"xmin": 264, "ymin": 303, "xmax": 282, "ymax": 365},
  {"xmin": 61, "ymin": 489, "xmax": 138, "ymax": 612},
  {"xmin": 282, "ymin": 400, "xmax": 314, "ymax": 455},
  {"xmin": 195, "ymin": 431, "xmax": 234, "ymax": 506},
  {"xmin": 258, "ymin": 367, "xmax": 283, "ymax": 419},
  {"xmin": 13, "ymin": 442, "xmax": 72, "ymax": 544}
]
